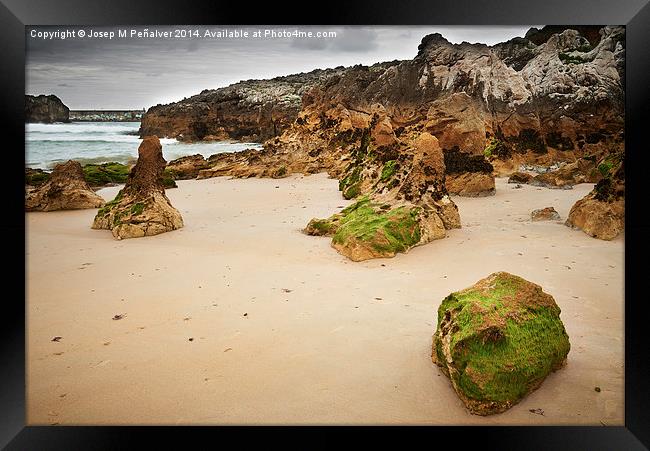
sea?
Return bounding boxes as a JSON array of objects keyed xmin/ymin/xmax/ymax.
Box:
[{"xmin": 25, "ymin": 122, "xmax": 264, "ymax": 170}]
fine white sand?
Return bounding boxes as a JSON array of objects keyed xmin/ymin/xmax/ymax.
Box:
[{"xmin": 26, "ymin": 175, "xmax": 624, "ymax": 425}]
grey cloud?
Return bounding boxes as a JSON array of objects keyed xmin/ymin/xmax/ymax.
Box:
[
  {"xmin": 289, "ymin": 36, "xmax": 330, "ymax": 50},
  {"xmin": 332, "ymin": 28, "xmax": 379, "ymax": 52}
]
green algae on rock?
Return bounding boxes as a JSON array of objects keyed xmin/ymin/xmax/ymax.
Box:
[
  {"xmin": 305, "ymin": 196, "xmax": 446, "ymax": 261},
  {"xmin": 432, "ymin": 272, "xmax": 570, "ymax": 415},
  {"xmin": 25, "ymin": 168, "xmax": 50, "ymax": 186},
  {"xmin": 82, "ymin": 162, "xmax": 131, "ymax": 186}
]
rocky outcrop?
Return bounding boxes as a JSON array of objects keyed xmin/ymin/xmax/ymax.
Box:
[
  {"xmin": 529, "ymin": 157, "xmax": 602, "ymax": 189},
  {"xmin": 304, "ymin": 130, "xmax": 460, "ymax": 261},
  {"xmin": 443, "ymin": 149, "xmax": 495, "ymax": 196},
  {"xmin": 91, "ymin": 137, "xmax": 183, "ymax": 239},
  {"xmin": 139, "ymin": 68, "xmax": 349, "ymax": 142},
  {"xmin": 507, "ymin": 172, "xmax": 533, "ymax": 184},
  {"xmin": 144, "ymin": 26, "xmax": 624, "ymax": 258},
  {"xmin": 432, "ymin": 272, "xmax": 571, "ymax": 415},
  {"xmin": 531, "ymin": 207, "xmax": 561, "ymax": 221},
  {"xmin": 566, "ymin": 155, "xmax": 624, "ymax": 240},
  {"xmin": 25, "ymin": 95, "xmax": 70, "ymax": 123},
  {"xmin": 166, "ymin": 154, "xmax": 212, "ymax": 179},
  {"xmin": 25, "ymin": 160, "xmax": 105, "ymax": 211}
]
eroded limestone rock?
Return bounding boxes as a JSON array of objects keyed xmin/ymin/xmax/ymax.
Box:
[
  {"xmin": 91, "ymin": 136, "xmax": 183, "ymax": 239},
  {"xmin": 25, "ymin": 160, "xmax": 105, "ymax": 212},
  {"xmin": 565, "ymin": 155, "xmax": 624, "ymax": 240}
]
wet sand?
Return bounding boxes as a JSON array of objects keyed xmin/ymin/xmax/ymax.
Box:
[{"xmin": 26, "ymin": 175, "xmax": 624, "ymax": 425}]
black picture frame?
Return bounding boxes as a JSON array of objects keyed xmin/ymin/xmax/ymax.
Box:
[{"xmin": 3, "ymin": 0, "xmax": 649, "ymax": 448}]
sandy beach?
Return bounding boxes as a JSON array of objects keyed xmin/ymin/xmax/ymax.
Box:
[{"xmin": 26, "ymin": 175, "xmax": 624, "ymax": 425}]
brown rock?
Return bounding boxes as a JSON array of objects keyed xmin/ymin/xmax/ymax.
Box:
[
  {"xmin": 91, "ymin": 136, "xmax": 184, "ymax": 239},
  {"xmin": 566, "ymin": 197, "xmax": 624, "ymax": 240},
  {"xmin": 531, "ymin": 207, "xmax": 561, "ymax": 221},
  {"xmin": 151, "ymin": 26, "xmax": 624, "ymax": 260},
  {"xmin": 443, "ymin": 148, "xmax": 495, "ymax": 197},
  {"xmin": 530, "ymin": 159, "xmax": 601, "ymax": 189},
  {"xmin": 508, "ymin": 172, "xmax": 533, "ymax": 184},
  {"xmin": 446, "ymin": 173, "xmax": 496, "ymax": 197},
  {"xmin": 425, "ymin": 93, "xmax": 487, "ymax": 154},
  {"xmin": 166, "ymin": 154, "xmax": 211, "ymax": 179},
  {"xmin": 565, "ymin": 159, "xmax": 624, "ymax": 240},
  {"xmin": 25, "ymin": 94, "xmax": 69, "ymax": 123},
  {"xmin": 25, "ymin": 160, "xmax": 105, "ymax": 212},
  {"xmin": 139, "ymin": 68, "xmax": 348, "ymax": 142}
]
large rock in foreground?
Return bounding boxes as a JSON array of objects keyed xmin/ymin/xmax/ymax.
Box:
[
  {"xmin": 92, "ymin": 136, "xmax": 183, "ymax": 239},
  {"xmin": 432, "ymin": 272, "xmax": 570, "ymax": 415},
  {"xmin": 25, "ymin": 160, "xmax": 105, "ymax": 211},
  {"xmin": 25, "ymin": 94, "xmax": 70, "ymax": 123}
]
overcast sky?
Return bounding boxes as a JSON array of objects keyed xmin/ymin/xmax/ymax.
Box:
[{"xmin": 26, "ymin": 25, "xmax": 536, "ymax": 110}]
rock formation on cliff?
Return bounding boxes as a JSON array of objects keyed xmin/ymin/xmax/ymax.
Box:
[
  {"xmin": 140, "ymin": 25, "xmax": 625, "ymax": 255},
  {"xmin": 25, "ymin": 160, "xmax": 105, "ymax": 211},
  {"xmin": 25, "ymin": 94, "xmax": 70, "ymax": 123},
  {"xmin": 139, "ymin": 67, "xmax": 351, "ymax": 142},
  {"xmin": 91, "ymin": 137, "xmax": 183, "ymax": 239},
  {"xmin": 432, "ymin": 272, "xmax": 571, "ymax": 415}
]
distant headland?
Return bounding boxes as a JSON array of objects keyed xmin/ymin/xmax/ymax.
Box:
[
  {"xmin": 69, "ymin": 109, "xmax": 145, "ymax": 122},
  {"xmin": 25, "ymin": 94, "xmax": 144, "ymax": 122}
]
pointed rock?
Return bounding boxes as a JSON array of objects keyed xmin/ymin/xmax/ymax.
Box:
[{"xmin": 91, "ymin": 136, "xmax": 183, "ymax": 239}]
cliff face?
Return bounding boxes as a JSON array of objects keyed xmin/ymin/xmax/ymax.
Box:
[
  {"xmin": 288, "ymin": 25, "xmax": 623, "ymax": 157},
  {"xmin": 156, "ymin": 26, "xmax": 625, "ymax": 257},
  {"xmin": 151, "ymin": 25, "xmax": 624, "ymax": 160},
  {"xmin": 139, "ymin": 67, "xmax": 353, "ymax": 142},
  {"xmin": 25, "ymin": 95, "xmax": 70, "ymax": 123}
]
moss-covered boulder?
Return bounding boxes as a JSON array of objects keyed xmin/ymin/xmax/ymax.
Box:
[
  {"xmin": 91, "ymin": 136, "xmax": 183, "ymax": 239},
  {"xmin": 305, "ymin": 196, "xmax": 446, "ymax": 261},
  {"xmin": 432, "ymin": 272, "xmax": 570, "ymax": 415}
]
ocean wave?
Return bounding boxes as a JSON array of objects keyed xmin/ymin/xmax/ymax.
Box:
[
  {"xmin": 26, "ymin": 122, "xmax": 140, "ymax": 134},
  {"xmin": 28, "ymin": 137, "xmax": 142, "ymax": 143},
  {"xmin": 25, "ymin": 123, "xmax": 262, "ymax": 169}
]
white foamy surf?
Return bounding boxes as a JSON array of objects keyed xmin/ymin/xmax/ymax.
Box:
[{"xmin": 26, "ymin": 121, "xmax": 263, "ymax": 169}]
